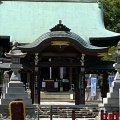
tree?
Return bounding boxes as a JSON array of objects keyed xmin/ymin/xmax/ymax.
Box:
[
  {"xmin": 101, "ymin": 46, "xmax": 118, "ymax": 61},
  {"xmin": 101, "ymin": 0, "xmax": 120, "ymax": 33},
  {"xmin": 101, "ymin": 0, "xmax": 120, "ymax": 61}
]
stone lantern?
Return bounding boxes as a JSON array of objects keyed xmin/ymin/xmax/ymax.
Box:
[
  {"xmin": 0, "ymin": 41, "xmax": 32, "ymax": 107},
  {"xmin": 5, "ymin": 41, "xmax": 26, "ymax": 81}
]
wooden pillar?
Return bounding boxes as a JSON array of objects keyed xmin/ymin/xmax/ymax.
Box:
[
  {"xmin": 34, "ymin": 70, "xmax": 38, "ymax": 104},
  {"xmin": 75, "ymin": 67, "xmax": 80, "ymax": 105},
  {"xmin": 30, "ymin": 71, "xmax": 34, "ymax": 104},
  {"xmin": 79, "ymin": 67, "xmax": 85, "ymax": 104},
  {"xmin": 38, "ymin": 67, "xmax": 41, "ymax": 104},
  {"xmin": 102, "ymin": 72, "xmax": 109, "ymax": 99},
  {"xmin": 69, "ymin": 67, "xmax": 72, "ymax": 89}
]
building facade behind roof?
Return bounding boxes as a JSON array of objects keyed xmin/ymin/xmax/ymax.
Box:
[
  {"xmin": 0, "ymin": 0, "xmax": 119, "ymax": 104},
  {"xmin": 0, "ymin": 0, "xmax": 120, "ymax": 44}
]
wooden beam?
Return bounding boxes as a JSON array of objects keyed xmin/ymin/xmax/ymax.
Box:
[
  {"xmin": 40, "ymin": 52, "xmax": 80, "ymax": 57},
  {"xmin": 38, "ymin": 61, "xmax": 81, "ymax": 67}
]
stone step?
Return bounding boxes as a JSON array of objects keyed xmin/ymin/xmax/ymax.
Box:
[
  {"xmin": 2, "ymin": 93, "xmax": 29, "ymax": 99},
  {"xmin": 107, "ymin": 93, "xmax": 118, "ymax": 98},
  {"xmin": 41, "ymin": 92, "xmax": 71, "ymax": 99},
  {"xmin": 8, "ymin": 81, "xmax": 24, "ymax": 87},
  {"xmin": 6, "ymin": 87, "xmax": 26, "ymax": 94},
  {"xmin": 0, "ymin": 98, "xmax": 32, "ymax": 105},
  {"xmin": 103, "ymin": 98, "xmax": 119, "ymax": 104},
  {"xmin": 109, "ymin": 87, "xmax": 119, "ymax": 93},
  {"xmin": 112, "ymin": 81, "xmax": 120, "ymax": 86},
  {"xmin": 41, "ymin": 95, "xmax": 70, "ymax": 99}
]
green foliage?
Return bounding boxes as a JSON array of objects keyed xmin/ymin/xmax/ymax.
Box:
[
  {"xmin": 101, "ymin": 46, "xmax": 118, "ymax": 61},
  {"xmin": 101, "ymin": 0, "xmax": 120, "ymax": 32},
  {"xmin": 101, "ymin": 0, "xmax": 120, "ymax": 61}
]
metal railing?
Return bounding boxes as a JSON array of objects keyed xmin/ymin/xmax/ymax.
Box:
[
  {"xmin": 36, "ymin": 104, "xmax": 98, "ymax": 120},
  {"xmin": 0, "ymin": 104, "xmax": 98, "ymax": 120}
]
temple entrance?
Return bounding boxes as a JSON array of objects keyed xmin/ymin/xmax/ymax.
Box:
[
  {"xmin": 18, "ymin": 22, "xmax": 113, "ymax": 105},
  {"xmin": 33, "ymin": 59, "xmax": 84, "ymax": 105},
  {"xmin": 39, "ymin": 66, "xmax": 78, "ymax": 92}
]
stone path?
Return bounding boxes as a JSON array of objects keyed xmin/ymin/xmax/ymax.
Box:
[{"xmin": 40, "ymin": 101, "xmax": 100, "ymax": 105}]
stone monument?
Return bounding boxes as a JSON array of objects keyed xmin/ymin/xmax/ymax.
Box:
[
  {"xmin": 98, "ymin": 41, "xmax": 120, "ymax": 112},
  {"xmin": 0, "ymin": 42, "xmax": 34, "ymax": 116}
]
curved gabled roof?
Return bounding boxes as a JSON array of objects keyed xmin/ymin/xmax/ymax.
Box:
[
  {"xmin": 0, "ymin": 1, "xmax": 120, "ymax": 44},
  {"xmin": 19, "ymin": 31, "xmax": 107, "ymax": 53}
]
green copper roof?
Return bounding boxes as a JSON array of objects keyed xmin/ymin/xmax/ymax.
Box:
[
  {"xmin": 0, "ymin": 1, "xmax": 120, "ymax": 43},
  {"xmin": 1, "ymin": 0, "xmax": 98, "ymax": 3}
]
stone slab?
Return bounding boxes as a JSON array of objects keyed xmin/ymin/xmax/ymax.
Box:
[
  {"xmin": 3, "ymin": 93, "xmax": 29, "ymax": 99},
  {"xmin": 109, "ymin": 87, "xmax": 119, "ymax": 93},
  {"xmin": 8, "ymin": 81, "xmax": 24, "ymax": 87},
  {"xmin": 0, "ymin": 98, "xmax": 32, "ymax": 105},
  {"xmin": 6, "ymin": 87, "xmax": 25, "ymax": 94},
  {"xmin": 107, "ymin": 93, "xmax": 118, "ymax": 98},
  {"xmin": 103, "ymin": 98, "xmax": 119, "ymax": 104}
]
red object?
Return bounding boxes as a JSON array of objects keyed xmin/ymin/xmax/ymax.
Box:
[
  {"xmin": 72, "ymin": 110, "xmax": 76, "ymax": 120},
  {"xmin": 101, "ymin": 111, "xmax": 119, "ymax": 120},
  {"xmin": 101, "ymin": 111, "xmax": 108, "ymax": 120},
  {"xmin": 112, "ymin": 112, "xmax": 119, "ymax": 120},
  {"xmin": 108, "ymin": 114, "xmax": 112, "ymax": 120}
]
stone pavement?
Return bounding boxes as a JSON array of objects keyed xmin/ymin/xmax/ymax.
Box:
[{"xmin": 40, "ymin": 101, "xmax": 100, "ymax": 105}]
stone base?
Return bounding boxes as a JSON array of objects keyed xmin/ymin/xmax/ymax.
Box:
[
  {"xmin": 98, "ymin": 80, "xmax": 120, "ymax": 113},
  {"xmin": 0, "ymin": 81, "xmax": 32, "ymax": 105},
  {"xmin": 0, "ymin": 81, "xmax": 35, "ymax": 117},
  {"xmin": 99, "ymin": 103, "xmax": 119, "ymax": 112}
]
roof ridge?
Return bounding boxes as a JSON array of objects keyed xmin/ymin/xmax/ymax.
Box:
[{"xmin": 12, "ymin": 0, "xmax": 97, "ymax": 3}]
